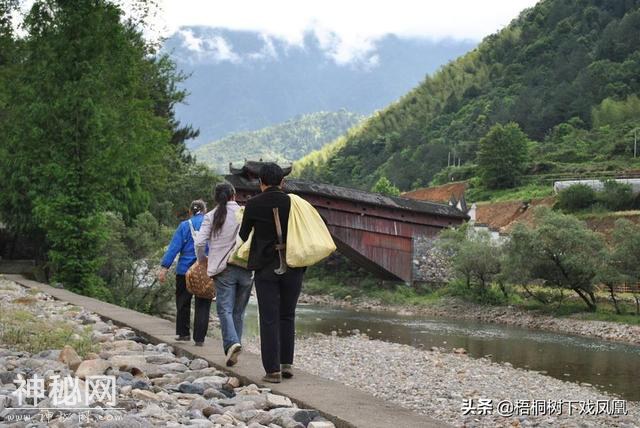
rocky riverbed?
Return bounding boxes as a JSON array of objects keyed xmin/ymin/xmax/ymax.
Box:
[
  {"xmin": 298, "ymin": 293, "xmax": 640, "ymax": 346},
  {"xmin": 245, "ymin": 334, "xmax": 639, "ymax": 428},
  {"xmin": 0, "ymin": 278, "xmax": 334, "ymax": 428}
]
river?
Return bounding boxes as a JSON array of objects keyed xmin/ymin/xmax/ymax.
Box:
[{"xmin": 236, "ymin": 301, "xmax": 640, "ymax": 401}]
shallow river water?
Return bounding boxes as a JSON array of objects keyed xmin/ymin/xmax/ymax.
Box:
[{"xmin": 237, "ymin": 301, "xmax": 640, "ymax": 401}]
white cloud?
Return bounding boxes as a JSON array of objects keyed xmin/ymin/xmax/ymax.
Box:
[
  {"xmin": 15, "ymin": 0, "xmax": 541, "ymax": 64},
  {"xmin": 247, "ymin": 34, "xmax": 279, "ymax": 61},
  {"xmin": 203, "ymin": 36, "xmax": 241, "ymax": 63},
  {"xmin": 176, "ymin": 30, "xmax": 241, "ymax": 63},
  {"xmin": 152, "ymin": 0, "xmax": 539, "ymax": 64},
  {"xmin": 179, "ymin": 28, "xmax": 204, "ymax": 52}
]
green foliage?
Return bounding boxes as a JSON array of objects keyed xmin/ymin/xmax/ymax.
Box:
[
  {"xmin": 477, "ymin": 123, "xmax": 529, "ymax": 189},
  {"xmin": 151, "ymin": 162, "xmax": 221, "ymax": 225},
  {"xmin": 296, "ymin": 0, "xmax": 640, "ymax": 193},
  {"xmin": 0, "ymin": 0, "xmax": 213, "ymax": 296},
  {"xmin": 371, "ymin": 176, "xmax": 401, "ymax": 196},
  {"xmin": 465, "ymin": 183, "xmax": 553, "ymax": 203},
  {"xmin": 438, "ymin": 225, "xmax": 503, "ymax": 291},
  {"xmin": 611, "ymin": 219, "xmax": 640, "ymax": 285},
  {"xmin": 556, "ymin": 184, "xmax": 597, "ymax": 212},
  {"xmin": 593, "ymin": 95, "xmax": 640, "ymax": 127},
  {"xmin": 556, "ymin": 181, "xmax": 635, "ymax": 213},
  {"xmin": 430, "ymin": 164, "xmax": 478, "ymax": 186},
  {"xmin": 99, "ymin": 211, "xmax": 174, "ymax": 314},
  {"xmin": 505, "ymin": 208, "xmax": 604, "ymax": 311},
  {"xmin": 597, "ymin": 180, "xmax": 636, "ymax": 211},
  {"xmin": 194, "ymin": 110, "xmax": 363, "ymax": 173}
]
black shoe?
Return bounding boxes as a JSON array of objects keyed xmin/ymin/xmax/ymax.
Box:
[
  {"xmin": 261, "ymin": 372, "xmax": 282, "ymax": 383},
  {"xmin": 195, "ymin": 341, "xmax": 204, "ymax": 347},
  {"xmin": 175, "ymin": 335, "xmax": 190, "ymax": 341},
  {"xmin": 281, "ymin": 364, "xmax": 293, "ymax": 379}
]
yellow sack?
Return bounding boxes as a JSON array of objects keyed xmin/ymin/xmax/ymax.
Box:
[
  {"xmin": 229, "ymin": 207, "xmax": 251, "ymax": 268},
  {"xmin": 286, "ymin": 194, "xmax": 336, "ymax": 267}
]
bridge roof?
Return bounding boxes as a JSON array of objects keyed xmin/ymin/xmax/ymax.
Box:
[{"xmin": 225, "ymin": 175, "xmax": 468, "ymax": 220}]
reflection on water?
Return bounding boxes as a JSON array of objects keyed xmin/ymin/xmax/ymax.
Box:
[{"xmin": 232, "ymin": 300, "xmax": 640, "ymax": 401}]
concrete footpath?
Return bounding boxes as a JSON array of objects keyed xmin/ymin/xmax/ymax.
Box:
[{"xmin": 5, "ymin": 274, "xmax": 447, "ymax": 428}]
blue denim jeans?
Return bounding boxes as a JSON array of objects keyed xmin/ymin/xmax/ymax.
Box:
[{"xmin": 214, "ymin": 264, "xmax": 253, "ymax": 353}]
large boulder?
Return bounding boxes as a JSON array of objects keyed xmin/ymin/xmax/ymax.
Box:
[
  {"xmin": 58, "ymin": 346, "xmax": 82, "ymax": 371},
  {"xmin": 75, "ymin": 359, "xmax": 112, "ymax": 379},
  {"xmin": 108, "ymin": 355, "xmax": 147, "ymax": 372}
]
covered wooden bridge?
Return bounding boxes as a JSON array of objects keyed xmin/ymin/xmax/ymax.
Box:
[{"xmin": 226, "ymin": 162, "xmax": 468, "ymax": 283}]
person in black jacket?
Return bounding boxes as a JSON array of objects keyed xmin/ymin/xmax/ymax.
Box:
[{"xmin": 239, "ymin": 163, "xmax": 304, "ymax": 383}]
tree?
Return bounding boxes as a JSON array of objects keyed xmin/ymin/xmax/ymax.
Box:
[
  {"xmin": 0, "ymin": 1, "xmax": 20, "ymax": 229},
  {"xmin": 99, "ymin": 211, "xmax": 174, "ymax": 314},
  {"xmin": 371, "ymin": 176, "xmax": 401, "ymax": 196},
  {"xmin": 596, "ymin": 247, "xmax": 624, "ymax": 315},
  {"xmin": 477, "ymin": 122, "xmax": 529, "ymax": 189},
  {"xmin": 610, "ymin": 219, "xmax": 640, "ymax": 315},
  {"xmin": 438, "ymin": 225, "xmax": 503, "ymax": 292},
  {"xmin": 592, "ymin": 95, "xmax": 640, "ymax": 127},
  {"xmin": 0, "ymin": 0, "xmax": 193, "ymax": 294},
  {"xmin": 506, "ymin": 208, "xmax": 604, "ymax": 311}
]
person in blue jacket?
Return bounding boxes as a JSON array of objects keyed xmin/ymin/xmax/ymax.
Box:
[{"xmin": 158, "ymin": 200, "xmax": 211, "ymax": 345}]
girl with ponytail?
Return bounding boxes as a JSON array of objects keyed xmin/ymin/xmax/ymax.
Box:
[
  {"xmin": 212, "ymin": 183, "xmax": 235, "ymax": 236},
  {"xmin": 194, "ymin": 182, "xmax": 253, "ymax": 366}
]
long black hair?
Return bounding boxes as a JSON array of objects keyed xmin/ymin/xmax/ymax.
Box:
[{"xmin": 212, "ymin": 182, "xmax": 236, "ymax": 235}]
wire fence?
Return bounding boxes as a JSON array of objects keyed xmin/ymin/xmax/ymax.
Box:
[{"xmin": 597, "ymin": 283, "xmax": 640, "ymax": 294}]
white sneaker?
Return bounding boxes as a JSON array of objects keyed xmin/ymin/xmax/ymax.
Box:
[{"xmin": 225, "ymin": 343, "xmax": 242, "ymax": 366}]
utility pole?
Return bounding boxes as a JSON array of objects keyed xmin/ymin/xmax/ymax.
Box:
[{"xmin": 635, "ymin": 128, "xmax": 637, "ymax": 159}]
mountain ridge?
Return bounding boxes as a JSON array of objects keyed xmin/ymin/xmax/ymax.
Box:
[
  {"xmin": 294, "ymin": 0, "xmax": 640, "ymax": 192},
  {"xmin": 164, "ymin": 28, "xmax": 477, "ymax": 148},
  {"xmin": 193, "ymin": 110, "xmax": 364, "ymax": 173}
]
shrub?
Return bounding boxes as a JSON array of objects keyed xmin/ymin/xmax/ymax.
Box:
[
  {"xmin": 596, "ymin": 180, "xmax": 635, "ymax": 211},
  {"xmin": 371, "ymin": 176, "xmax": 401, "ymax": 196},
  {"xmin": 556, "ymin": 184, "xmax": 597, "ymax": 212}
]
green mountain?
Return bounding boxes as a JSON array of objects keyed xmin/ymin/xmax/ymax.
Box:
[
  {"xmin": 295, "ymin": 0, "xmax": 640, "ymax": 192},
  {"xmin": 193, "ymin": 110, "xmax": 363, "ymax": 173}
]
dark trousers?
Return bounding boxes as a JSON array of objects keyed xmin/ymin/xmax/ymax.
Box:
[
  {"xmin": 175, "ymin": 274, "xmax": 212, "ymax": 342},
  {"xmin": 254, "ymin": 266, "xmax": 304, "ymax": 374}
]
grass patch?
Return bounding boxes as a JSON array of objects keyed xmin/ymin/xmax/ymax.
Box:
[
  {"xmin": 466, "ymin": 183, "xmax": 554, "ymax": 203},
  {"xmin": 521, "ymin": 295, "xmax": 640, "ymax": 325},
  {"xmin": 576, "ymin": 210, "xmax": 640, "ymax": 220},
  {"xmin": 303, "ymin": 273, "xmax": 640, "ymax": 326},
  {"xmin": 0, "ymin": 306, "xmax": 97, "ymax": 357},
  {"xmin": 12, "ymin": 296, "xmax": 37, "ymax": 305},
  {"xmin": 303, "ymin": 276, "xmax": 440, "ymax": 306},
  {"xmin": 575, "ymin": 311, "xmax": 640, "ymax": 325}
]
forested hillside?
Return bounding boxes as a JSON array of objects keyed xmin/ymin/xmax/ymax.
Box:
[
  {"xmin": 164, "ymin": 28, "xmax": 475, "ymax": 147},
  {"xmin": 295, "ymin": 0, "xmax": 640, "ymax": 193},
  {"xmin": 193, "ymin": 110, "xmax": 363, "ymax": 173}
]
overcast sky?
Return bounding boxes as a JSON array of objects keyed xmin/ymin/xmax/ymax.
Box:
[
  {"xmin": 153, "ymin": 0, "xmax": 539, "ymax": 63},
  {"xmin": 14, "ymin": 0, "xmax": 539, "ymax": 64}
]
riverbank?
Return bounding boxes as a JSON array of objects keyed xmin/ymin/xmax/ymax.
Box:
[
  {"xmin": 298, "ymin": 292, "xmax": 640, "ymax": 346},
  {"xmin": 244, "ymin": 333, "xmax": 639, "ymax": 427},
  {"xmin": 0, "ymin": 278, "xmax": 335, "ymax": 428}
]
